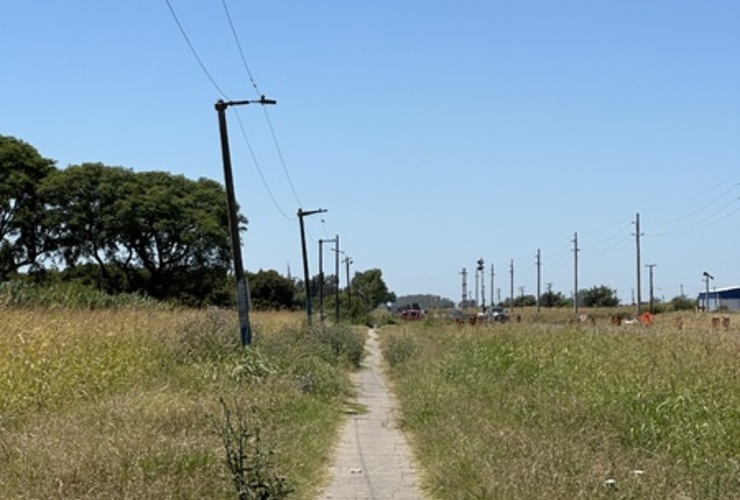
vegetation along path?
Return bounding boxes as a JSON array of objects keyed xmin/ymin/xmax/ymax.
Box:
[{"xmin": 319, "ymin": 328, "xmax": 425, "ymax": 499}]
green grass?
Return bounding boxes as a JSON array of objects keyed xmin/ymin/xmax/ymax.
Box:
[
  {"xmin": 0, "ymin": 307, "xmax": 365, "ymax": 499},
  {"xmin": 381, "ymin": 317, "xmax": 739, "ymax": 499}
]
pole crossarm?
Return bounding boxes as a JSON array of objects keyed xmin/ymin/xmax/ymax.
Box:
[{"xmin": 215, "ymin": 95, "xmax": 277, "ymax": 111}]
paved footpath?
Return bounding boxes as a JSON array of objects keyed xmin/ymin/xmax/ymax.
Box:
[{"xmin": 318, "ymin": 328, "xmax": 426, "ymax": 500}]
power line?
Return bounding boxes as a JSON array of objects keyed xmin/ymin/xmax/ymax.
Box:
[
  {"xmin": 163, "ymin": 0, "xmax": 229, "ymax": 99},
  {"xmin": 221, "ymin": 0, "xmax": 304, "ymax": 208},
  {"xmin": 231, "ymin": 109, "xmax": 294, "ymax": 221},
  {"xmin": 220, "ymin": 0, "xmax": 261, "ymax": 97}
]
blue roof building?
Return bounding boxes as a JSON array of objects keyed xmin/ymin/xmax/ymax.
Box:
[{"xmin": 697, "ymin": 285, "xmax": 740, "ymax": 312}]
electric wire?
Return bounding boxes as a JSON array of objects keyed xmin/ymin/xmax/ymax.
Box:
[
  {"xmin": 220, "ymin": 0, "xmax": 262, "ymax": 97},
  {"xmin": 645, "ymin": 172, "xmax": 740, "ymax": 214},
  {"xmin": 650, "ymin": 181, "xmax": 739, "ymax": 227},
  {"xmin": 164, "ymin": 0, "xmax": 229, "ymax": 99},
  {"xmin": 221, "ymin": 0, "xmax": 304, "ymax": 208},
  {"xmin": 232, "ymin": 109, "xmax": 293, "ymax": 221}
]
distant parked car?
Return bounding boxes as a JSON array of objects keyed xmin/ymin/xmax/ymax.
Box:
[
  {"xmin": 488, "ymin": 306, "xmax": 510, "ymax": 322},
  {"xmin": 400, "ymin": 309, "xmax": 425, "ymax": 320}
]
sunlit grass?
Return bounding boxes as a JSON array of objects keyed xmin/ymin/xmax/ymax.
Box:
[
  {"xmin": 382, "ymin": 312, "xmax": 739, "ymax": 499},
  {"xmin": 0, "ymin": 307, "xmax": 364, "ymax": 499}
]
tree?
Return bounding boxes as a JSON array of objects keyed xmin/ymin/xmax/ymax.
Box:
[
  {"xmin": 117, "ymin": 171, "xmax": 234, "ymax": 298},
  {"xmin": 670, "ymin": 294, "xmax": 696, "ymax": 312},
  {"xmin": 350, "ymin": 269, "xmax": 395, "ymax": 310},
  {"xmin": 0, "ymin": 135, "xmax": 56, "ymax": 279},
  {"xmin": 41, "ymin": 163, "xmax": 236, "ymax": 302},
  {"xmin": 539, "ymin": 290, "xmax": 570, "ymax": 308},
  {"xmin": 248, "ymin": 269, "xmax": 296, "ymax": 310},
  {"xmin": 40, "ymin": 163, "xmax": 136, "ymax": 290},
  {"xmin": 580, "ymin": 285, "xmax": 620, "ymax": 307}
]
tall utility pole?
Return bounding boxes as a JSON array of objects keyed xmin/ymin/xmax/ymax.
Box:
[
  {"xmin": 334, "ymin": 235, "xmax": 340, "ymax": 322},
  {"xmin": 490, "ymin": 264, "xmax": 495, "ymax": 307},
  {"xmin": 633, "ymin": 213, "xmax": 643, "ymax": 315},
  {"xmin": 215, "ymin": 95, "xmax": 276, "ymax": 347},
  {"xmin": 535, "ymin": 249, "xmax": 541, "ymax": 313},
  {"xmin": 703, "ymin": 271, "xmax": 714, "ymax": 312},
  {"xmin": 318, "ymin": 237, "xmax": 337, "ymax": 323},
  {"xmin": 646, "ymin": 263, "xmax": 657, "ymax": 313},
  {"xmin": 509, "ymin": 259, "xmax": 514, "ymax": 310},
  {"xmin": 343, "ymin": 255, "xmax": 353, "ymax": 308},
  {"xmin": 474, "ymin": 263, "xmax": 480, "ymax": 307},
  {"xmin": 460, "ymin": 268, "xmax": 468, "ymax": 309},
  {"xmin": 298, "ymin": 207, "xmax": 327, "ymax": 325},
  {"xmin": 573, "ymin": 232, "xmax": 579, "ymax": 316},
  {"xmin": 477, "ymin": 258, "xmax": 485, "ymax": 311}
]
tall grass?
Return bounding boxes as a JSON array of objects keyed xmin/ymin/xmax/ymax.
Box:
[
  {"xmin": 382, "ymin": 316, "xmax": 739, "ymax": 499},
  {"xmin": 0, "ymin": 306, "xmax": 365, "ymax": 499}
]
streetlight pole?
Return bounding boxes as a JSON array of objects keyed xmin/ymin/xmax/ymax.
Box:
[
  {"xmin": 298, "ymin": 207, "xmax": 327, "ymax": 325},
  {"xmin": 215, "ymin": 95, "xmax": 276, "ymax": 347}
]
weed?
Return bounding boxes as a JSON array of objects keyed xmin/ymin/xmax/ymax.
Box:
[{"xmin": 213, "ymin": 398, "xmax": 294, "ymax": 500}]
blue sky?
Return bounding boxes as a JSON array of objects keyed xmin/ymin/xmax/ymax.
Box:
[{"xmin": 3, "ymin": 1, "xmax": 739, "ymax": 304}]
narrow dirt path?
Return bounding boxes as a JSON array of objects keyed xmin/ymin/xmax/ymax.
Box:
[{"xmin": 318, "ymin": 328, "xmax": 425, "ymax": 499}]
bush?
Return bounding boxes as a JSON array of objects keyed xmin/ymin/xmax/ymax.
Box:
[{"xmin": 382, "ymin": 334, "xmax": 418, "ymax": 367}]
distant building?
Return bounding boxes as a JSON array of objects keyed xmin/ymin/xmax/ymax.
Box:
[{"xmin": 697, "ymin": 286, "xmax": 740, "ymax": 312}]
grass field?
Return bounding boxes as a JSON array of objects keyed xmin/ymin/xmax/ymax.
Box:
[
  {"xmin": 0, "ymin": 307, "xmax": 365, "ymax": 499},
  {"xmin": 381, "ymin": 310, "xmax": 739, "ymax": 499}
]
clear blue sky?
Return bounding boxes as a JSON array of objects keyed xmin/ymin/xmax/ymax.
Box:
[{"xmin": 3, "ymin": 1, "xmax": 739, "ymax": 304}]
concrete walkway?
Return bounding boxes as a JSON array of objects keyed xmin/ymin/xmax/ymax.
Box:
[{"xmin": 318, "ymin": 328, "xmax": 425, "ymax": 500}]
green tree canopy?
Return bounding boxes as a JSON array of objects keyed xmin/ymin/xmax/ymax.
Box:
[
  {"xmin": 580, "ymin": 285, "xmax": 620, "ymax": 307},
  {"xmin": 539, "ymin": 290, "xmax": 571, "ymax": 308},
  {"xmin": 248, "ymin": 269, "xmax": 296, "ymax": 310},
  {"xmin": 351, "ymin": 268, "xmax": 396, "ymax": 310},
  {"xmin": 40, "ymin": 162, "xmax": 237, "ymax": 302},
  {"xmin": 0, "ymin": 135, "xmax": 56, "ymax": 278}
]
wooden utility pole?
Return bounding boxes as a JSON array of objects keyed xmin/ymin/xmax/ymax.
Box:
[
  {"xmin": 319, "ymin": 237, "xmax": 337, "ymax": 323},
  {"xmin": 536, "ymin": 248, "xmax": 541, "ymax": 313},
  {"xmin": 646, "ymin": 263, "xmax": 657, "ymax": 313},
  {"xmin": 490, "ymin": 264, "xmax": 495, "ymax": 307},
  {"xmin": 334, "ymin": 235, "xmax": 340, "ymax": 322},
  {"xmin": 298, "ymin": 207, "xmax": 327, "ymax": 325},
  {"xmin": 509, "ymin": 259, "xmax": 514, "ymax": 310},
  {"xmin": 634, "ymin": 213, "xmax": 643, "ymax": 315},
  {"xmin": 460, "ymin": 268, "xmax": 468, "ymax": 309},
  {"xmin": 343, "ymin": 255, "xmax": 353, "ymax": 307},
  {"xmin": 477, "ymin": 258, "xmax": 485, "ymax": 311},
  {"xmin": 573, "ymin": 232, "xmax": 579, "ymax": 316},
  {"xmin": 215, "ymin": 95, "xmax": 276, "ymax": 346}
]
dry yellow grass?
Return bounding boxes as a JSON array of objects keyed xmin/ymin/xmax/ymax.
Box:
[{"xmin": 0, "ymin": 307, "xmax": 359, "ymax": 499}]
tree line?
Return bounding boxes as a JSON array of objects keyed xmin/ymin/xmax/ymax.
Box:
[{"xmin": 1, "ymin": 135, "xmax": 394, "ymax": 313}]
